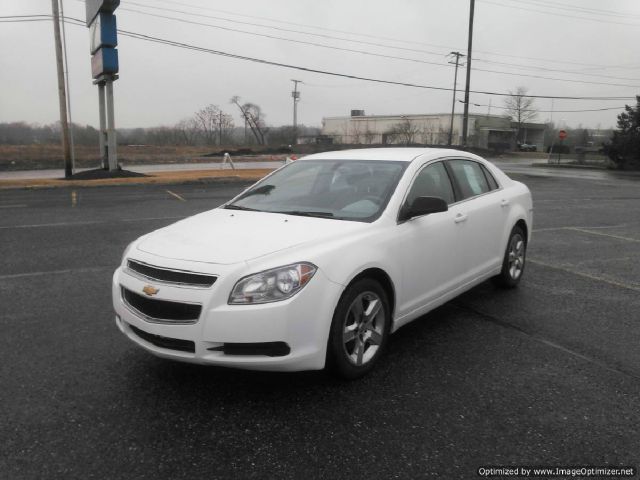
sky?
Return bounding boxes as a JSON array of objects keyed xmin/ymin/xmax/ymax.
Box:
[{"xmin": 1, "ymin": 0, "xmax": 639, "ymax": 130}]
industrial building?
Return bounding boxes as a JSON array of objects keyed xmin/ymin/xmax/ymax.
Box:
[{"xmin": 319, "ymin": 110, "xmax": 546, "ymax": 151}]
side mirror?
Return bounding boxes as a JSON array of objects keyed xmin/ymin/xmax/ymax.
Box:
[{"xmin": 399, "ymin": 196, "xmax": 448, "ymax": 222}]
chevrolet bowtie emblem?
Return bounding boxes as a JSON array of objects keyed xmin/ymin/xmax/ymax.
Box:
[{"xmin": 142, "ymin": 285, "xmax": 159, "ymax": 296}]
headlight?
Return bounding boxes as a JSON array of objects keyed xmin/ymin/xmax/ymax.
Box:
[{"xmin": 229, "ymin": 263, "xmax": 317, "ymax": 305}]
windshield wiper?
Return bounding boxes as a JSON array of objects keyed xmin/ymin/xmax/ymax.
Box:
[
  {"xmin": 223, "ymin": 204, "xmax": 260, "ymax": 211},
  {"xmin": 273, "ymin": 210, "xmax": 335, "ymax": 218}
]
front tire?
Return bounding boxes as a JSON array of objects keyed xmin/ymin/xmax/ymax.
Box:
[
  {"xmin": 493, "ymin": 225, "xmax": 527, "ymax": 289},
  {"xmin": 326, "ymin": 278, "xmax": 390, "ymax": 379}
]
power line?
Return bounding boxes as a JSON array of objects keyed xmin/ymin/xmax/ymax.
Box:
[
  {"xmin": 509, "ymin": 0, "xmax": 640, "ymax": 20},
  {"xmin": 122, "ymin": 0, "xmax": 458, "ymax": 49},
  {"xmin": 466, "ymin": 102, "xmax": 627, "ymax": 113},
  {"xmin": 479, "ymin": 0, "xmax": 640, "ymax": 27},
  {"xmin": 120, "ymin": 0, "xmax": 447, "ymax": 58},
  {"xmin": 0, "ymin": 14, "xmax": 52, "ymax": 23},
  {"xmin": 117, "ymin": 0, "xmax": 640, "ymax": 71},
  {"xmin": 0, "ymin": 18, "xmax": 52, "ymax": 23},
  {"xmin": 0, "ymin": 14, "xmax": 52, "ymax": 18},
  {"xmin": 112, "ymin": 6, "xmax": 640, "ymax": 88},
  {"xmin": 120, "ymin": 1, "xmax": 640, "ymax": 80},
  {"xmin": 473, "ymin": 58, "xmax": 640, "ymax": 82},
  {"xmin": 60, "ymin": 17, "xmax": 635, "ymax": 101},
  {"xmin": 472, "ymin": 66, "xmax": 639, "ymax": 88},
  {"xmin": 119, "ymin": 7, "xmax": 451, "ymax": 68}
]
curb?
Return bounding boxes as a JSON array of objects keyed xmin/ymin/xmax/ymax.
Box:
[
  {"xmin": 531, "ymin": 162, "xmax": 608, "ymax": 171},
  {"xmin": 0, "ymin": 168, "xmax": 273, "ymax": 190}
]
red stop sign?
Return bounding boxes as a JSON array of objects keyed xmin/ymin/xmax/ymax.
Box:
[{"xmin": 559, "ymin": 129, "xmax": 568, "ymax": 140}]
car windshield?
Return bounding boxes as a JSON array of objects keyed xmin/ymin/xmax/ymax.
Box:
[{"xmin": 225, "ymin": 159, "xmax": 407, "ymax": 222}]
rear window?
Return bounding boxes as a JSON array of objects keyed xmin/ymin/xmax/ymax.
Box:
[
  {"xmin": 448, "ymin": 160, "xmax": 490, "ymax": 200},
  {"xmin": 482, "ymin": 165, "xmax": 499, "ymax": 190}
]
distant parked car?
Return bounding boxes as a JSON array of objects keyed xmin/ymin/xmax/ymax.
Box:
[
  {"xmin": 517, "ymin": 143, "xmax": 537, "ymax": 152},
  {"xmin": 113, "ymin": 148, "xmax": 533, "ymax": 378}
]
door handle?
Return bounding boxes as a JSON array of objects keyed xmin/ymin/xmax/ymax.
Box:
[
  {"xmin": 500, "ymin": 199, "xmax": 510, "ymax": 208},
  {"xmin": 454, "ymin": 213, "xmax": 468, "ymax": 223}
]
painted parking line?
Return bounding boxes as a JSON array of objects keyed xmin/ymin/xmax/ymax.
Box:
[
  {"xmin": 532, "ymin": 224, "xmax": 631, "ymax": 234},
  {"xmin": 528, "ymin": 258, "xmax": 640, "ymax": 293},
  {"xmin": 0, "ymin": 266, "xmax": 112, "ymax": 281},
  {"xmin": 166, "ymin": 190, "xmax": 186, "ymax": 202},
  {"xmin": 0, "ymin": 216, "xmax": 184, "ymax": 230},
  {"xmin": 566, "ymin": 227, "xmax": 640, "ymax": 243}
]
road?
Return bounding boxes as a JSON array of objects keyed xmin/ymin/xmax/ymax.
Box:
[{"xmin": 1, "ymin": 173, "xmax": 639, "ymax": 479}]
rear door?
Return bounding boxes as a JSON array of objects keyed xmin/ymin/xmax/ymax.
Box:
[{"xmin": 445, "ymin": 159, "xmax": 504, "ymax": 281}]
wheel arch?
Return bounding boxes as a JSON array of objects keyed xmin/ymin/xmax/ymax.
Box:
[
  {"xmin": 514, "ymin": 218, "xmax": 529, "ymax": 244},
  {"xmin": 346, "ymin": 267, "xmax": 397, "ymax": 321}
]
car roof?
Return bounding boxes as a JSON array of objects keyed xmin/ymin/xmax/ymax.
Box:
[{"xmin": 299, "ymin": 147, "xmax": 477, "ymax": 163}]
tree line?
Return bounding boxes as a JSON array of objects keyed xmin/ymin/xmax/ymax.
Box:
[{"xmin": 1, "ymin": 97, "xmax": 319, "ymax": 147}]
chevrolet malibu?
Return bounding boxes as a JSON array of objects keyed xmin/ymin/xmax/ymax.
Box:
[{"xmin": 113, "ymin": 148, "xmax": 532, "ymax": 378}]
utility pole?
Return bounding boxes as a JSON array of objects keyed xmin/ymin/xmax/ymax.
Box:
[
  {"xmin": 291, "ymin": 79, "xmax": 302, "ymax": 144},
  {"xmin": 51, "ymin": 0, "xmax": 72, "ymax": 178},
  {"xmin": 219, "ymin": 110, "xmax": 223, "ymax": 146},
  {"xmin": 59, "ymin": 0, "xmax": 75, "ymax": 172},
  {"xmin": 461, "ymin": 0, "xmax": 475, "ymax": 147},
  {"xmin": 447, "ymin": 51, "xmax": 464, "ymax": 146}
]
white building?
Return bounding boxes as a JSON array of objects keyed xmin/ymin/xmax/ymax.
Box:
[{"xmin": 320, "ymin": 110, "xmax": 545, "ymax": 150}]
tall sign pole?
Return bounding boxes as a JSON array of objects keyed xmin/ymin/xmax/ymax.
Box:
[
  {"xmin": 86, "ymin": 0, "xmax": 120, "ymax": 171},
  {"xmin": 291, "ymin": 79, "xmax": 302, "ymax": 144},
  {"xmin": 447, "ymin": 52, "xmax": 464, "ymax": 146},
  {"xmin": 461, "ymin": 0, "xmax": 475, "ymax": 147},
  {"xmin": 51, "ymin": 0, "xmax": 73, "ymax": 178}
]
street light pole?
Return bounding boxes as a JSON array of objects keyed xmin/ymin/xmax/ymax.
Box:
[
  {"xmin": 448, "ymin": 52, "xmax": 464, "ymax": 146},
  {"xmin": 291, "ymin": 79, "xmax": 302, "ymax": 144},
  {"xmin": 461, "ymin": 0, "xmax": 475, "ymax": 147}
]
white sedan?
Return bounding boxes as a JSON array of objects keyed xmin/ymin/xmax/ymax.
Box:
[{"xmin": 113, "ymin": 148, "xmax": 532, "ymax": 378}]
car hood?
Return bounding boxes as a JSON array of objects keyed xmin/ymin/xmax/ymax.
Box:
[{"xmin": 136, "ymin": 208, "xmax": 368, "ymax": 265}]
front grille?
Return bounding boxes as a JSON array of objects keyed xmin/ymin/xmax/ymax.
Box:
[
  {"xmin": 121, "ymin": 287, "xmax": 201, "ymax": 324},
  {"xmin": 127, "ymin": 259, "xmax": 216, "ymax": 287},
  {"xmin": 129, "ymin": 324, "xmax": 195, "ymax": 353}
]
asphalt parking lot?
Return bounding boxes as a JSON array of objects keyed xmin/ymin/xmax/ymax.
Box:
[{"xmin": 1, "ymin": 170, "xmax": 639, "ymax": 479}]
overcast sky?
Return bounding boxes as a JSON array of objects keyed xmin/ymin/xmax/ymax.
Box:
[{"xmin": 1, "ymin": 0, "xmax": 639, "ymax": 130}]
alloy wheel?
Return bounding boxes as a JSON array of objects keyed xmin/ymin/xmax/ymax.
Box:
[
  {"xmin": 508, "ymin": 233, "xmax": 525, "ymax": 280},
  {"xmin": 342, "ymin": 291, "xmax": 386, "ymax": 366}
]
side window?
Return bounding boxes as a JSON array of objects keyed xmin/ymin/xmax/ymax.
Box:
[
  {"xmin": 448, "ymin": 160, "xmax": 490, "ymax": 200},
  {"xmin": 406, "ymin": 162, "xmax": 455, "ymax": 206},
  {"xmin": 481, "ymin": 165, "xmax": 499, "ymax": 191}
]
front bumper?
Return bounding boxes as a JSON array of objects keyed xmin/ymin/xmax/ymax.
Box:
[{"xmin": 112, "ymin": 259, "xmax": 343, "ymax": 372}]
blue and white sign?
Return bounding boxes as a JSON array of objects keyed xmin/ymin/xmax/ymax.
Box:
[
  {"xmin": 86, "ymin": 0, "xmax": 119, "ymax": 79},
  {"xmin": 91, "ymin": 47, "xmax": 119, "ymax": 79},
  {"xmin": 90, "ymin": 12, "xmax": 117, "ymax": 55}
]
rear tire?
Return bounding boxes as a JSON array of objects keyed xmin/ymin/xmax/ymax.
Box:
[
  {"xmin": 493, "ymin": 225, "xmax": 527, "ymax": 289},
  {"xmin": 326, "ymin": 278, "xmax": 390, "ymax": 379}
]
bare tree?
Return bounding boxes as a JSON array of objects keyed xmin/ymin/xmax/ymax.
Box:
[
  {"xmin": 194, "ymin": 104, "xmax": 223, "ymax": 145},
  {"xmin": 363, "ymin": 127, "xmax": 376, "ymax": 145},
  {"xmin": 351, "ymin": 121, "xmax": 362, "ymax": 144},
  {"xmin": 387, "ymin": 118, "xmax": 421, "ymax": 145},
  {"xmin": 231, "ymin": 96, "xmax": 268, "ymax": 145},
  {"xmin": 175, "ymin": 118, "xmax": 200, "ymax": 145},
  {"xmin": 504, "ymin": 87, "xmax": 537, "ymax": 143},
  {"xmin": 218, "ymin": 112, "xmax": 235, "ymax": 145}
]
